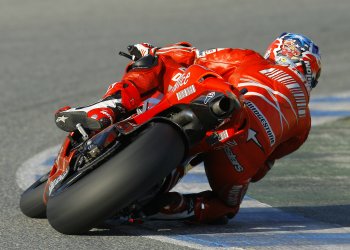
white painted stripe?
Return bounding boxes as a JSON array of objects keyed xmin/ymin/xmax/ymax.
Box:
[
  {"xmin": 143, "ymin": 235, "xmax": 244, "ymax": 250},
  {"xmin": 309, "ymin": 92, "xmax": 350, "ymax": 126},
  {"xmin": 16, "ymin": 145, "xmax": 61, "ymax": 190},
  {"xmin": 106, "ymin": 164, "xmax": 350, "ymax": 249},
  {"xmin": 310, "ymin": 103, "xmax": 350, "ymax": 111},
  {"xmin": 115, "ymin": 224, "xmax": 245, "ymax": 250}
]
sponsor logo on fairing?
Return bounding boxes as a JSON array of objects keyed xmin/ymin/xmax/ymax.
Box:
[
  {"xmin": 218, "ymin": 130, "xmax": 229, "ymax": 141},
  {"xmin": 49, "ymin": 168, "xmax": 69, "ymax": 195},
  {"xmin": 196, "ymin": 48, "xmax": 225, "ymax": 58},
  {"xmin": 204, "ymin": 92, "xmax": 216, "ymax": 104},
  {"xmin": 223, "ymin": 146, "xmax": 244, "ymax": 173},
  {"xmin": 213, "ymin": 130, "xmax": 237, "ymax": 150},
  {"xmin": 245, "ymin": 100, "xmax": 276, "ymax": 146},
  {"xmin": 176, "ymin": 85, "xmax": 196, "ymax": 101}
]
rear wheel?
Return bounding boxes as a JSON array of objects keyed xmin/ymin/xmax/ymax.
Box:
[
  {"xmin": 47, "ymin": 122, "xmax": 186, "ymax": 234},
  {"xmin": 20, "ymin": 172, "xmax": 49, "ymax": 218}
]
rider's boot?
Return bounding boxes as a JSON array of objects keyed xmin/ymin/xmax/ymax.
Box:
[
  {"xmin": 55, "ymin": 95, "xmax": 125, "ymax": 132},
  {"xmin": 144, "ymin": 191, "xmax": 239, "ymax": 224}
]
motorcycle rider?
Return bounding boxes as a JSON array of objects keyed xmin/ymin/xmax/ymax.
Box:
[{"xmin": 55, "ymin": 33, "xmax": 321, "ymax": 224}]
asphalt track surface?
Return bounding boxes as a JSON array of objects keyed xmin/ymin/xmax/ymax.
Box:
[{"xmin": 1, "ymin": 0, "xmax": 350, "ymax": 249}]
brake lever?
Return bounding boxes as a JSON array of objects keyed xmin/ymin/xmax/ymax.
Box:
[{"xmin": 119, "ymin": 51, "xmax": 136, "ymax": 61}]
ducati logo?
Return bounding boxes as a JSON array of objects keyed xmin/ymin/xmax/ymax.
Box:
[{"xmin": 204, "ymin": 92, "xmax": 215, "ymax": 104}]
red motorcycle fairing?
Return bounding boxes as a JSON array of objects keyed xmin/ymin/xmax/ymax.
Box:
[
  {"xmin": 132, "ymin": 64, "xmax": 231, "ymax": 125},
  {"xmin": 44, "ymin": 136, "xmax": 73, "ymax": 204},
  {"xmin": 44, "ymin": 126, "xmax": 120, "ymax": 204}
]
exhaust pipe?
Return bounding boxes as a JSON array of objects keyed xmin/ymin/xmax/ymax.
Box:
[{"xmin": 210, "ymin": 96, "xmax": 239, "ymax": 118}]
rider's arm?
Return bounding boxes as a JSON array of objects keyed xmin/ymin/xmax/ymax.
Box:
[
  {"xmin": 128, "ymin": 43, "xmax": 263, "ymax": 80},
  {"xmin": 129, "ymin": 41, "xmax": 197, "ymax": 68},
  {"xmin": 102, "ymin": 56, "xmax": 163, "ymax": 111},
  {"xmin": 154, "ymin": 45, "xmax": 262, "ymax": 78},
  {"xmin": 129, "ymin": 43, "xmax": 263, "ymax": 80},
  {"xmin": 102, "ymin": 50, "xmax": 188, "ymax": 111},
  {"xmin": 195, "ymin": 48, "xmax": 264, "ymax": 81},
  {"xmin": 154, "ymin": 42, "xmax": 197, "ymax": 67}
]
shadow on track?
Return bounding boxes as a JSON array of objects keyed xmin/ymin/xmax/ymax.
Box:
[
  {"xmin": 276, "ymin": 204, "xmax": 350, "ymax": 227},
  {"xmin": 84, "ymin": 204, "xmax": 350, "ymax": 235},
  {"xmin": 82, "ymin": 205, "xmax": 350, "ymax": 248}
]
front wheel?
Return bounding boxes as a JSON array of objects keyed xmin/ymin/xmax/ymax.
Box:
[
  {"xmin": 47, "ymin": 122, "xmax": 186, "ymax": 234},
  {"xmin": 20, "ymin": 172, "xmax": 49, "ymax": 218}
]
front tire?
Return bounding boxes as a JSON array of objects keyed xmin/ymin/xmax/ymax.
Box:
[
  {"xmin": 20, "ymin": 173, "xmax": 49, "ymax": 218},
  {"xmin": 47, "ymin": 122, "xmax": 186, "ymax": 234}
]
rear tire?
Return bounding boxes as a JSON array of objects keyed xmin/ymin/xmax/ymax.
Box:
[
  {"xmin": 47, "ymin": 122, "xmax": 186, "ymax": 234},
  {"xmin": 20, "ymin": 173, "xmax": 48, "ymax": 218}
]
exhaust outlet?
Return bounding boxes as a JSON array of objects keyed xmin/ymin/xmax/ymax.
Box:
[{"xmin": 210, "ymin": 96, "xmax": 238, "ymax": 118}]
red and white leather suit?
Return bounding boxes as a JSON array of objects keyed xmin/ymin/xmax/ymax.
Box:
[{"xmin": 84, "ymin": 42, "xmax": 312, "ymax": 222}]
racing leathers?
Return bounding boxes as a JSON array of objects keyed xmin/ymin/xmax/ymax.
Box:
[{"xmin": 56, "ymin": 42, "xmax": 311, "ymax": 223}]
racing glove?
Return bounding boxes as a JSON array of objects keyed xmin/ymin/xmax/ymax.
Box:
[{"xmin": 127, "ymin": 43, "xmax": 156, "ymax": 60}]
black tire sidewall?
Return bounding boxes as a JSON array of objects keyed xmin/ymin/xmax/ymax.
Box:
[
  {"xmin": 20, "ymin": 181, "xmax": 47, "ymax": 218},
  {"xmin": 47, "ymin": 122, "xmax": 186, "ymax": 234}
]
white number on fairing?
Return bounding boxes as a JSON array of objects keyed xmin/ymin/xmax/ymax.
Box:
[
  {"xmin": 172, "ymin": 72, "xmax": 183, "ymax": 82},
  {"xmin": 171, "ymin": 72, "xmax": 191, "ymax": 92},
  {"xmin": 175, "ymin": 72, "xmax": 190, "ymax": 86}
]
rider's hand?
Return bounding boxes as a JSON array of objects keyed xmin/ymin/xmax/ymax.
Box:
[{"xmin": 127, "ymin": 43, "xmax": 156, "ymax": 60}]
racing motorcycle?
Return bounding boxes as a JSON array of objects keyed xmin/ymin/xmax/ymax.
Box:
[{"xmin": 20, "ymin": 53, "xmax": 243, "ymax": 235}]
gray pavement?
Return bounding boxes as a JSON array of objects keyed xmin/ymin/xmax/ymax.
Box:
[{"xmin": 1, "ymin": 0, "xmax": 350, "ymax": 249}]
